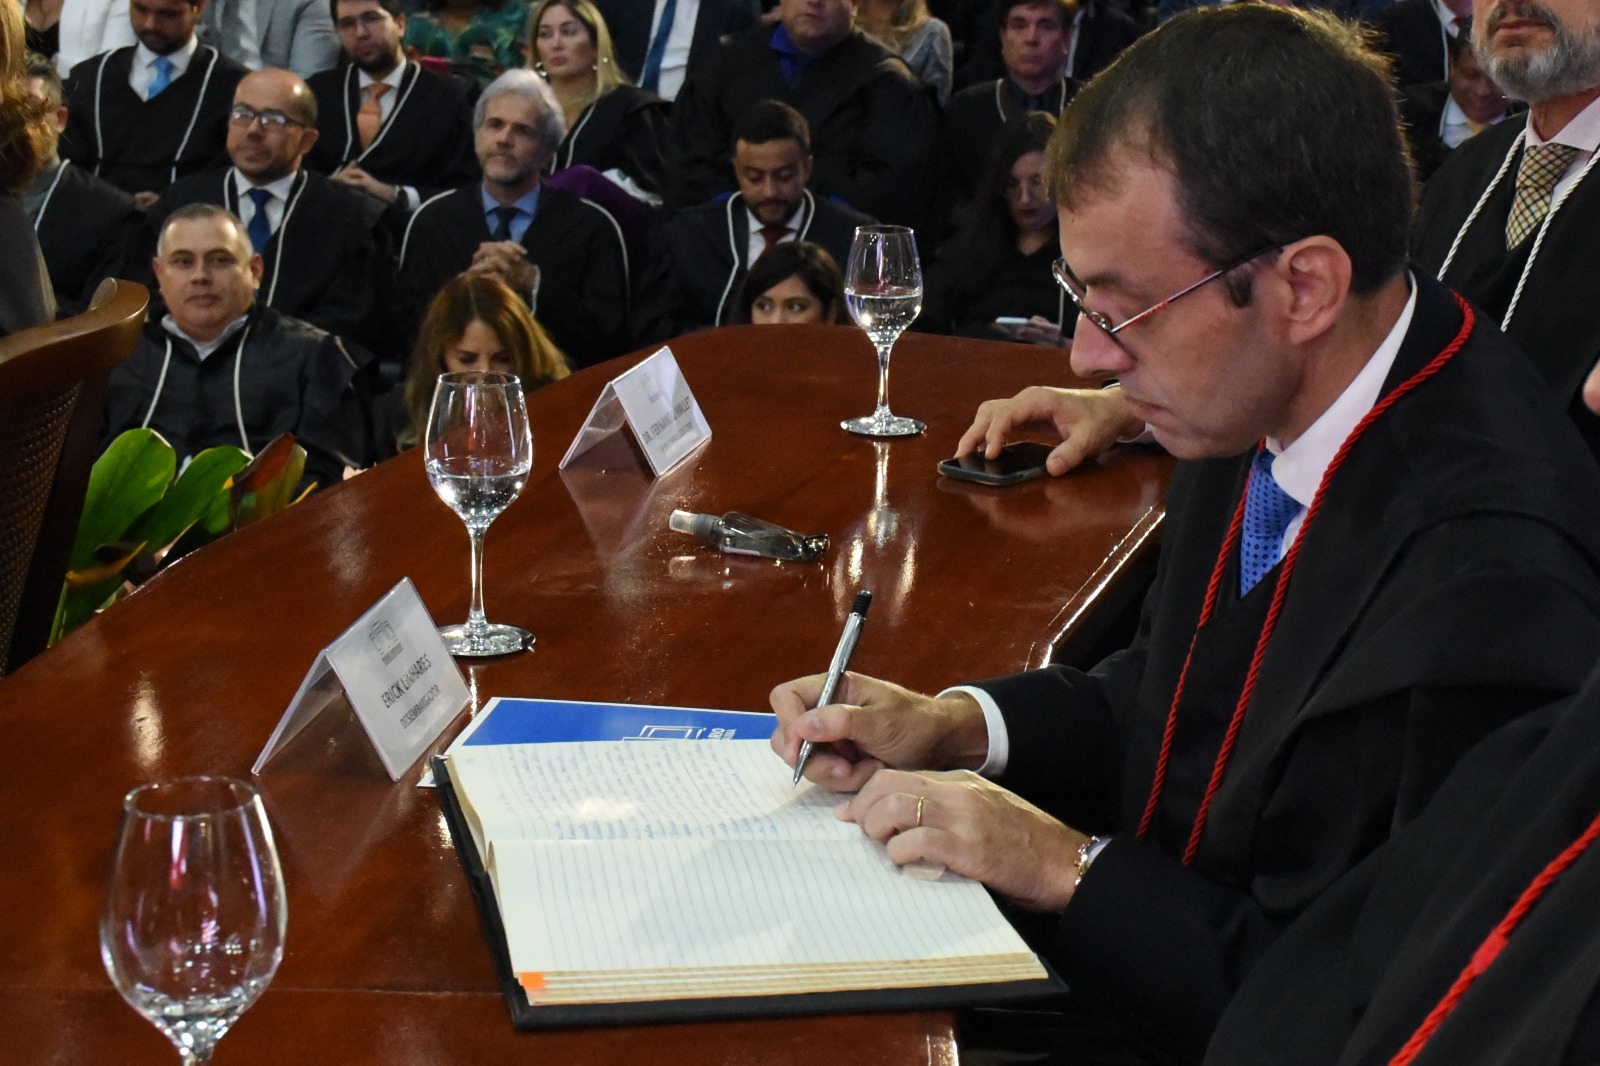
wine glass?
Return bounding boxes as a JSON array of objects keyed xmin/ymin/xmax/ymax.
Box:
[
  {"xmin": 100, "ymin": 776, "xmax": 287, "ymax": 1065},
  {"xmin": 426, "ymin": 370, "xmax": 534, "ymax": 657},
  {"xmin": 842, "ymin": 225, "xmax": 926, "ymax": 437}
]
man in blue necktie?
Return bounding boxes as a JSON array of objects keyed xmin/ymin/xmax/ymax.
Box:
[{"xmin": 767, "ymin": 6, "xmax": 1600, "ymax": 1063}]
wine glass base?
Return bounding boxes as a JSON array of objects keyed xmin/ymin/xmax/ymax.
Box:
[
  {"xmin": 439, "ymin": 623, "xmax": 534, "ymax": 658},
  {"xmin": 841, "ymin": 414, "xmax": 926, "ymax": 438}
]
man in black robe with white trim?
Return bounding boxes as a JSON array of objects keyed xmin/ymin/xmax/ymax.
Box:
[
  {"xmin": 136, "ymin": 68, "xmax": 399, "ymax": 364},
  {"xmin": 104, "ymin": 203, "xmax": 374, "ymax": 491},
  {"xmin": 305, "ymin": 0, "xmax": 478, "ymax": 216},
  {"xmin": 633, "ymin": 100, "xmax": 871, "ymax": 345},
  {"xmin": 59, "ymin": 0, "xmax": 246, "ymax": 205},
  {"xmin": 399, "ymin": 69, "xmax": 630, "ymax": 369},
  {"xmin": 1412, "ymin": 0, "xmax": 1600, "ymax": 459},
  {"xmin": 766, "ymin": 8, "xmax": 1600, "ymax": 1062}
]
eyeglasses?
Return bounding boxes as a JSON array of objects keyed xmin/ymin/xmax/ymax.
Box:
[
  {"xmin": 229, "ymin": 105, "xmax": 304, "ymax": 130},
  {"xmin": 335, "ymin": 10, "xmax": 390, "ymax": 30},
  {"xmin": 1052, "ymin": 244, "xmax": 1283, "ymax": 344}
]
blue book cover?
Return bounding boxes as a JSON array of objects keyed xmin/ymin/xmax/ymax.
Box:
[{"xmin": 454, "ymin": 697, "xmax": 778, "ymax": 748}]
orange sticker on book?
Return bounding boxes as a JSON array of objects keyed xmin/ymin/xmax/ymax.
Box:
[{"xmin": 519, "ymin": 972, "xmax": 547, "ymax": 995}]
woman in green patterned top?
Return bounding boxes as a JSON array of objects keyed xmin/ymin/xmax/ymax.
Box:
[{"xmin": 404, "ymin": 0, "xmax": 529, "ymax": 86}]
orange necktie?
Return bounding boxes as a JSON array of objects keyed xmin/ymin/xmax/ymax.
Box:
[{"xmin": 358, "ymin": 83, "xmax": 390, "ymax": 148}]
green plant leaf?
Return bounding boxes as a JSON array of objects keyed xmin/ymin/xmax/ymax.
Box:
[
  {"xmin": 231, "ymin": 433, "xmax": 308, "ymax": 528},
  {"xmin": 51, "ymin": 576, "xmax": 127, "ymax": 645},
  {"xmin": 70, "ymin": 429, "xmax": 175, "ymax": 571},
  {"xmin": 126, "ymin": 445, "xmax": 250, "ymax": 557},
  {"xmin": 64, "ymin": 542, "xmax": 146, "ymax": 590}
]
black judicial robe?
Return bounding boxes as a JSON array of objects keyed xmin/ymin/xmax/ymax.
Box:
[
  {"xmin": 1414, "ymin": 115, "xmax": 1600, "ymax": 457},
  {"xmin": 1399, "ymin": 81, "xmax": 1451, "ymax": 183},
  {"xmin": 1375, "ymin": 0, "xmax": 1450, "ymax": 89},
  {"xmin": 304, "ymin": 60, "xmax": 479, "ymax": 201},
  {"xmin": 0, "ymin": 196, "xmax": 54, "ymax": 337},
  {"xmin": 551, "ymin": 86, "xmax": 671, "ymax": 197},
  {"xmin": 940, "ymin": 77, "xmax": 1075, "ymax": 217},
  {"xmin": 103, "ymin": 305, "xmax": 375, "ymax": 490},
  {"xmin": 921, "ymin": 232, "xmax": 1062, "ymax": 339},
  {"xmin": 968, "ymin": 277, "xmax": 1600, "ymax": 1061},
  {"xmin": 138, "ymin": 167, "xmax": 400, "ymax": 361},
  {"xmin": 398, "ymin": 183, "xmax": 630, "ymax": 368},
  {"xmin": 61, "ymin": 46, "xmax": 247, "ymax": 196},
  {"xmin": 1204, "ymin": 673, "xmax": 1600, "ymax": 1066},
  {"xmin": 668, "ymin": 24, "xmax": 938, "ymax": 229},
  {"xmin": 27, "ymin": 161, "xmax": 139, "ymax": 317},
  {"xmin": 631, "ymin": 190, "xmax": 872, "ymax": 344}
]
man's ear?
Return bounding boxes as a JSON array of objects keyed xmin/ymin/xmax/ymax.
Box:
[{"xmin": 1275, "ymin": 236, "xmax": 1352, "ymax": 348}]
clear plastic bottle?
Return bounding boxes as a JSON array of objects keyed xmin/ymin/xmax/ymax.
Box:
[{"xmin": 668, "ymin": 510, "xmax": 829, "ymax": 562}]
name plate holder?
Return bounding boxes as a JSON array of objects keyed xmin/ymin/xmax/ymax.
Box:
[
  {"xmin": 254, "ymin": 578, "xmax": 471, "ymax": 781},
  {"xmin": 559, "ymin": 346, "xmax": 711, "ymax": 477}
]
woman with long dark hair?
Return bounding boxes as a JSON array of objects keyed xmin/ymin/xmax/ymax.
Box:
[{"xmin": 922, "ymin": 111, "xmax": 1064, "ymax": 345}]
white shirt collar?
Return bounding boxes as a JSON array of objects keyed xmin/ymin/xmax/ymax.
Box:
[
  {"xmin": 231, "ymin": 168, "xmax": 298, "ymax": 200},
  {"xmin": 1525, "ymin": 91, "xmax": 1600, "ymax": 153},
  {"xmin": 162, "ymin": 311, "xmax": 250, "ymax": 362},
  {"xmin": 135, "ymin": 36, "xmax": 199, "ymax": 78},
  {"xmin": 1267, "ymin": 274, "xmax": 1419, "ymax": 509},
  {"xmin": 358, "ymin": 61, "xmax": 408, "ymax": 91}
]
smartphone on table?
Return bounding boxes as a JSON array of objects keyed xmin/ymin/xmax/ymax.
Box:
[{"xmin": 936, "ymin": 441, "xmax": 1054, "ymax": 486}]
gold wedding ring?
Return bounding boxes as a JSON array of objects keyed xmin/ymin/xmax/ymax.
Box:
[{"xmin": 915, "ymin": 795, "xmax": 925, "ymax": 828}]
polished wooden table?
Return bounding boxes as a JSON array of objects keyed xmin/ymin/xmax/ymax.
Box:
[{"xmin": 0, "ymin": 325, "xmax": 1171, "ymax": 1065}]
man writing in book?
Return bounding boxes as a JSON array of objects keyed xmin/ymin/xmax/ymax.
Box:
[{"xmin": 769, "ymin": 7, "xmax": 1600, "ymax": 1063}]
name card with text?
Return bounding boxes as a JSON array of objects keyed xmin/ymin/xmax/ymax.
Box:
[
  {"xmin": 254, "ymin": 578, "xmax": 471, "ymax": 781},
  {"xmin": 559, "ymin": 347, "xmax": 711, "ymax": 477}
]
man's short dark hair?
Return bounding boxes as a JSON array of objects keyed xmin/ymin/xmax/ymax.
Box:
[
  {"xmin": 330, "ymin": 0, "xmax": 404, "ymax": 23},
  {"xmin": 998, "ymin": 0, "xmax": 1073, "ymax": 34},
  {"xmin": 23, "ymin": 51, "xmax": 62, "ymax": 109},
  {"xmin": 1049, "ymin": 5, "xmax": 1413, "ymax": 296},
  {"xmin": 733, "ymin": 100, "xmax": 811, "ymax": 155}
]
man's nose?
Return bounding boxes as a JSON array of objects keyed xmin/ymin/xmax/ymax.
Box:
[{"xmin": 1066, "ymin": 318, "xmax": 1131, "ymax": 381}]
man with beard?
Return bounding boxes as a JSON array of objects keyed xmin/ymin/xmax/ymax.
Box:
[
  {"xmin": 59, "ymin": 0, "xmax": 246, "ymax": 205},
  {"xmin": 633, "ymin": 100, "xmax": 872, "ymax": 344},
  {"xmin": 1413, "ymin": 0, "xmax": 1600, "ymax": 457},
  {"xmin": 398, "ymin": 69, "xmax": 630, "ymax": 368},
  {"xmin": 135, "ymin": 69, "xmax": 399, "ymax": 362},
  {"xmin": 305, "ymin": 0, "xmax": 477, "ymax": 215}
]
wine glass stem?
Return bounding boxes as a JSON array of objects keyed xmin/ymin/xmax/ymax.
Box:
[
  {"xmin": 466, "ymin": 523, "xmax": 490, "ymax": 637},
  {"xmin": 874, "ymin": 340, "xmax": 894, "ymax": 418},
  {"xmin": 181, "ymin": 1048, "xmax": 213, "ymax": 1065}
]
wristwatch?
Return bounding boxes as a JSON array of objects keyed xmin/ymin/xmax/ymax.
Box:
[{"xmin": 1073, "ymin": 835, "xmax": 1111, "ymax": 888}]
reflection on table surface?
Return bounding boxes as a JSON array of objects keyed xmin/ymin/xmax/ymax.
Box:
[{"xmin": 0, "ymin": 324, "xmax": 1171, "ymax": 1065}]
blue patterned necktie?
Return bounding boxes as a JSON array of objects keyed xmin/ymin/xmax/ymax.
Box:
[
  {"xmin": 246, "ymin": 187, "xmax": 273, "ymax": 254},
  {"xmin": 489, "ymin": 205, "xmax": 519, "ymax": 242},
  {"xmin": 640, "ymin": 0, "xmax": 678, "ymax": 94},
  {"xmin": 1239, "ymin": 449, "xmax": 1302, "ymax": 596},
  {"xmin": 148, "ymin": 56, "xmax": 175, "ymax": 100}
]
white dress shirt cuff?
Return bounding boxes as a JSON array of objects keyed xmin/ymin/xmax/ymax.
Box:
[{"xmin": 940, "ymin": 684, "xmax": 1009, "ymax": 777}]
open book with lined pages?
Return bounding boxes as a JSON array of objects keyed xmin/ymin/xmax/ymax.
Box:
[{"xmin": 436, "ymin": 732, "xmax": 1061, "ymax": 1028}]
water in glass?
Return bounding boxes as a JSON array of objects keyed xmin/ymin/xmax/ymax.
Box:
[{"xmin": 842, "ymin": 226, "xmax": 926, "ymax": 437}]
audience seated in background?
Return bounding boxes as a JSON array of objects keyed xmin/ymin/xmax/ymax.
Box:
[
  {"xmin": 402, "ymin": 0, "xmax": 529, "ymax": 85},
  {"xmin": 954, "ymin": 0, "xmax": 1138, "ymax": 92},
  {"xmin": 942, "ymin": 0, "xmax": 1084, "ymax": 216},
  {"xmin": 103, "ymin": 203, "xmax": 374, "ymax": 491},
  {"xmin": 635, "ymin": 99, "xmax": 872, "ymax": 344},
  {"xmin": 1400, "ymin": 24, "xmax": 1509, "ymax": 181},
  {"xmin": 306, "ymin": 0, "xmax": 479, "ymax": 215},
  {"xmin": 197, "ymin": 0, "xmax": 342, "ymax": 76},
  {"xmin": 531, "ymin": 0, "xmax": 670, "ymax": 199},
  {"xmin": 59, "ymin": 0, "xmax": 247, "ymax": 205},
  {"xmin": 134, "ymin": 69, "xmax": 398, "ymax": 363},
  {"xmin": 774, "ymin": 13, "xmax": 1600, "ymax": 1062},
  {"xmin": 668, "ymin": 0, "xmax": 939, "ymax": 229},
  {"xmin": 857, "ymin": 0, "xmax": 954, "ymax": 103},
  {"xmin": 1413, "ymin": 0, "xmax": 1600, "ymax": 458},
  {"xmin": 923, "ymin": 111, "xmax": 1063, "ymax": 343},
  {"xmin": 734, "ymin": 241, "xmax": 847, "ymax": 325},
  {"xmin": 1, "ymin": 2, "xmax": 55, "ymax": 336},
  {"xmin": 33, "ymin": 0, "xmax": 136, "ymax": 78},
  {"xmin": 21, "ymin": 53, "xmax": 138, "ymax": 318},
  {"xmin": 1375, "ymin": 0, "xmax": 1469, "ymax": 88},
  {"xmin": 399, "ymin": 68, "xmax": 630, "ymax": 368},
  {"xmin": 374, "ymin": 272, "xmax": 568, "ymax": 458},
  {"xmin": 591, "ymin": 0, "xmax": 758, "ymax": 101}
]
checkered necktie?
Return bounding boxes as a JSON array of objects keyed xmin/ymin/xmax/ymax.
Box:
[
  {"xmin": 1505, "ymin": 142, "xmax": 1581, "ymax": 249},
  {"xmin": 1239, "ymin": 450, "xmax": 1302, "ymax": 596}
]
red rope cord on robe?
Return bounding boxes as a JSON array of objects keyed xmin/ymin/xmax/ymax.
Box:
[
  {"xmin": 1138, "ymin": 294, "xmax": 1476, "ymax": 864},
  {"xmin": 1388, "ymin": 805, "xmax": 1600, "ymax": 1066}
]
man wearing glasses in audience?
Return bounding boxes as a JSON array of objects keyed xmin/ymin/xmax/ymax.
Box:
[
  {"xmin": 768, "ymin": 7, "xmax": 1600, "ymax": 1062},
  {"xmin": 134, "ymin": 68, "xmax": 399, "ymax": 365}
]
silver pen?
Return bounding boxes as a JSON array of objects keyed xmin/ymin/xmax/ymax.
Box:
[{"xmin": 793, "ymin": 590, "xmax": 872, "ymax": 786}]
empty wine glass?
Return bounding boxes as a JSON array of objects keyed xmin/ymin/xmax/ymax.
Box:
[
  {"xmin": 100, "ymin": 776, "xmax": 287, "ymax": 1065},
  {"xmin": 426, "ymin": 370, "xmax": 534, "ymax": 657},
  {"xmin": 842, "ymin": 225, "xmax": 926, "ymax": 437}
]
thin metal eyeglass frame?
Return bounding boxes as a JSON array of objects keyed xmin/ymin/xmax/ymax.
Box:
[{"xmin": 1052, "ymin": 244, "xmax": 1283, "ymax": 344}]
